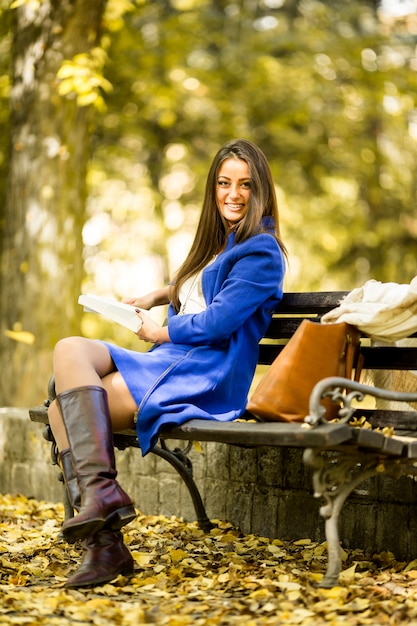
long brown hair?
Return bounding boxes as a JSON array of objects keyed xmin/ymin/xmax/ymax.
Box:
[{"xmin": 171, "ymin": 139, "xmax": 287, "ymax": 312}]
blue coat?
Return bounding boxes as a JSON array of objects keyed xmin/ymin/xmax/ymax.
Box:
[{"xmin": 130, "ymin": 229, "xmax": 285, "ymax": 454}]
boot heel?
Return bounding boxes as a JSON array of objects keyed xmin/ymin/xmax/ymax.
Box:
[{"xmin": 108, "ymin": 505, "xmax": 136, "ymax": 530}]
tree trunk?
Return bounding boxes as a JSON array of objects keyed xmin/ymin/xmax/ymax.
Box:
[{"xmin": 0, "ymin": 0, "xmax": 107, "ymax": 406}]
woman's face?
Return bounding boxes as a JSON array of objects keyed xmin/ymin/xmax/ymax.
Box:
[{"xmin": 216, "ymin": 157, "xmax": 251, "ymax": 226}]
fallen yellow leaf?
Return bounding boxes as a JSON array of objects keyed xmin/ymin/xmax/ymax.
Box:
[{"xmin": 4, "ymin": 329, "xmax": 35, "ymax": 344}]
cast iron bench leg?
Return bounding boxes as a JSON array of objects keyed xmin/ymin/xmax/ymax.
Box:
[
  {"xmin": 152, "ymin": 441, "xmax": 214, "ymax": 532},
  {"xmin": 303, "ymin": 448, "xmax": 388, "ymax": 588}
]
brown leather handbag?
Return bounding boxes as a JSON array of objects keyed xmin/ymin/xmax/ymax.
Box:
[{"xmin": 247, "ymin": 320, "xmax": 361, "ymax": 422}]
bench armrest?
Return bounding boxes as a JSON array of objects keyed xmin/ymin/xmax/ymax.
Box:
[{"xmin": 306, "ymin": 376, "xmax": 417, "ymax": 427}]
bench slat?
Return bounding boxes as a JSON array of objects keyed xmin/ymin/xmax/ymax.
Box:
[
  {"xmin": 361, "ymin": 346, "xmax": 417, "ymax": 370},
  {"xmin": 278, "ymin": 292, "xmax": 348, "ymax": 313},
  {"xmin": 259, "ymin": 343, "xmax": 417, "ymax": 368},
  {"xmin": 258, "ymin": 344, "xmax": 282, "ymax": 364},
  {"xmin": 357, "ymin": 409, "xmax": 417, "ymax": 432},
  {"xmin": 29, "ymin": 405, "xmax": 353, "ymax": 448},
  {"xmin": 162, "ymin": 419, "xmax": 353, "ymax": 448},
  {"xmin": 265, "ymin": 317, "xmax": 317, "ymax": 338},
  {"xmin": 350, "ymin": 428, "xmax": 405, "ymax": 456},
  {"xmin": 403, "ymin": 440, "xmax": 417, "ymax": 458}
]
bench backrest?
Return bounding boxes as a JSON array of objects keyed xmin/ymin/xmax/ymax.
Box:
[{"xmin": 260, "ymin": 291, "xmax": 417, "ymax": 372}]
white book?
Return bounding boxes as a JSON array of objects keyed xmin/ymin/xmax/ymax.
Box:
[{"xmin": 78, "ymin": 294, "xmax": 143, "ymax": 333}]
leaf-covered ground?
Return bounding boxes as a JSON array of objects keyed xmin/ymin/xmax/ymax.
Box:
[{"xmin": 1, "ymin": 494, "xmax": 417, "ymax": 625}]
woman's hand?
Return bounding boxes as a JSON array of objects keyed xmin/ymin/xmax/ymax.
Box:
[
  {"xmin": 135, "ymin": 309, "xmax": 171, "ymax": 344},
  {"xmin": 124, "ymin": 294, "xmax": 156, "ymax": 311},
  {"xmin": 124, "ymin": 286, "xmax": 172, "ymax": 311}
]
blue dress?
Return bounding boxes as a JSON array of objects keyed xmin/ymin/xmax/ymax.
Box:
[{"xmin": 104, "ymin": 228, "xmax": 285, "ymax": 455}]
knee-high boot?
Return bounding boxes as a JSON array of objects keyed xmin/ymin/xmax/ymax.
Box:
[
  {"xmin": 58, "ymin": 448, "xmax": 81, "ymax": 512},
  {"xmin": 56, "ymin": 385, "xmax": 136, "ymax": 543},
  {"xmin": 58, "ymin": 448, "xmax": 134, "ymax": 588}
]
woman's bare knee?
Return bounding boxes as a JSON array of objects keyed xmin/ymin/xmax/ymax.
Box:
[
  {"xmin": 54, "ymin": 337, "xmax": 86, "ymax": 370},
  {"xmin": 54, "ymin": 337, "xmax": 97, "ymax": 365},
  {"xmin": 53, "ymin": 337, "xmax": 114, "ymax": 392}
]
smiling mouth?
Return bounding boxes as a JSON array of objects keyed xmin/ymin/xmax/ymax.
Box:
[{"xmin": 226, "ymin": 203, "xmax": 244, "ymax": 211}]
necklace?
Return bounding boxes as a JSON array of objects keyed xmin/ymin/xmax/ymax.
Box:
[
  {"xmin": 179, "ymin": 272, "xmax": 201, "ymax": 315},
  {"xmin": 179, "ymin": 256, "xmax": 218, "ymax": 315}
]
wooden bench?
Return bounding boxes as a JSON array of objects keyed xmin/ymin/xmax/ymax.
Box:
[{"xmin": 29, "ymin": 291, "xmax": 417, "ymax": 588}]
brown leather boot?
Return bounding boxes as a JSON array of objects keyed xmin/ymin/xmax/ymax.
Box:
[
  {"xmin": 64, "ymin": 530, "xmax": 134, "ymax": 588},
  {"xmin": 58, "ymin": 449, "xmax": 134, "ymax": 588},
  {"xmin": 58, "ymin": 448, "xmax": 81, "ymax": 512},
  {"xmin": 56, "ymin": 386, "xmax": 136, "ymax": 543}
]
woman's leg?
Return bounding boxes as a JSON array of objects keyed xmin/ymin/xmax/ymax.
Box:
[
  {"xmin": 48, "ymin": 337, "xmax": 137, "ymax": 451},
  {"xmin": 48, "ymin": 337, "xmax": 137, "ymax": 543}
]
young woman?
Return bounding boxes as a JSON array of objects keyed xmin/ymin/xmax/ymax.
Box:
[{"xmin": 48, "ymin": 138, "xmax": 287, "ymax": 588}]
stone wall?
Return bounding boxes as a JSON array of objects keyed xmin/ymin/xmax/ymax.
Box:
[{"xmin": 1, "ymin": 407, "xmax": 417, "ymax": 561}]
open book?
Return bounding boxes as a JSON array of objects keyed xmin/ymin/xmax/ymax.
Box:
[{"xmin": 78, "ymin": 294, "xmax": 143, "ymax": 333}]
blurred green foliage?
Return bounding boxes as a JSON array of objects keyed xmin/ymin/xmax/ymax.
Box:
[{"xmin": 2, "ymin": 0, "xmax": 417, "ymax": 316}]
